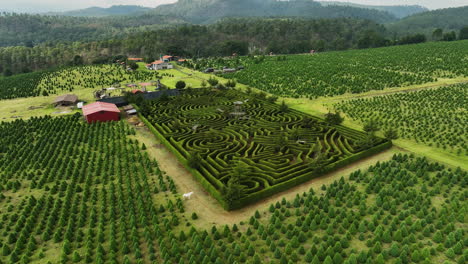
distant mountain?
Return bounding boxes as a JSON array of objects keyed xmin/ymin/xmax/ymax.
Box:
[
  {"xmin": 52, "ymin": 5, "xmax": 153, "ymax": 17},
  {"xmin": 387, "ymin": 6, "xmax": 468, "ymax": 35},
  {"xmin": 318, "ymin": 1, "xmax": 428, "ymax": 18},
  {"xmin": 153, "ymin": 0, "xmax": 397, "ymax": 24}
]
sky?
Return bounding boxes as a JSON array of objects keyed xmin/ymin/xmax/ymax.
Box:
[{"xmin": 0, "ymin": 0, "xmax": 467, "ymax": 13}]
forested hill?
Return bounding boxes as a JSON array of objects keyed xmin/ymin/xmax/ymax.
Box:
[
  {"xmin": 153, "ymin": 0, "xmax": 397, "ymax": 24},
  {"xmin": 0, "ymin": 18, "xmax": 386, "ymax": 75},
  {"xmin": 387, "ymin": 6, "xmax": 468, "ymax": 35},
  {"xmin": 318, "ymin": 1, "xmax": 428, "ymax": 18},
  {"xmin": 52, "ymin": 5, "xmax": 153, "ymax": 17},
  {"xmin": 0, "ymin": 0, "xmax": 397, "ymax": 47},
  {"xmin": 0, "ymin": 13, "xmax": 186, "ymax": 47}
]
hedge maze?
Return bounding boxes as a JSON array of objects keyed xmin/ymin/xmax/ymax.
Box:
[{"xmin": 139, "ymin": 89, "xmax": 391, "ymax": 209}]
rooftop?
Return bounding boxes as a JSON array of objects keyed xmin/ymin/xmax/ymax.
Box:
[
  {"xmin": 82, "ymin": 102, "xmax": 120, "ymax": 116},
  {"xmin": 54, "ymin": 94, "xmax": 78, "ymax": 104}
]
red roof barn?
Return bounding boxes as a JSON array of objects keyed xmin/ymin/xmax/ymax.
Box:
[
  {"xmin": 82, "ymin": 102, "xmax": 120, "ymax": 124},
  {"xmin": 131, "ymin": 89, "xmax": 144, "ymax": 94}
]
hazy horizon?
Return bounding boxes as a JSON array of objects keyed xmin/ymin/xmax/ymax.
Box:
[{"xmin": 0, "ymin": 0, "xmax": 467, "ymax": 13}]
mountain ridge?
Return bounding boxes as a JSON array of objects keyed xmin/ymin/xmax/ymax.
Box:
[
  {"xmin": 318, "ymin": 1, "xmax": 428, "ymax": 18},
  {"xmin": 152, "ymin": 0, "xmax": 398, "ymax": 24},
  {"xmin": 47, "ymin": 5, "xmax": 153, "ymax": 17}
]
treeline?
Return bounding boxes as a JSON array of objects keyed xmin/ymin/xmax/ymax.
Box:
[
  {"xmin": 0, "ymin": 12, "xmax": 186, "ymax": 47},
  {"xmin": 387, "ymin": 6, "xmax": 468, "ymax": 36},
  {"xmin": 0, "ymin": 18, "xmax": 386, "ymax": 75},
  {"xmin": 1, "ymin": 18, "xmax": 467, "ymax": 76},
  {"xmin": 154, "ymin": 0, "xmax": 397, "ymax": 24}
]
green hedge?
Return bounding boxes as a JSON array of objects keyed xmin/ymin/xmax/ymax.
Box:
[
  {"xmin": 231, "ymin": 140, "xmax": 392, "ymax": 209},
  {"xmin": 136, "ymin": 109, "xmax": 230, "ymax": 210},
  {"xmin": 134, "ymin": 98, "xmax": 393, "ymax": 211}
]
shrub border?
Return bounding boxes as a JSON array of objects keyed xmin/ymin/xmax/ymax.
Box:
[{"xmin": 135, "ymin": 104, "xmax": 392, "ymax": 210}]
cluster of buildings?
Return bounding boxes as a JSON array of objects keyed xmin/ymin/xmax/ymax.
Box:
[
  {"xmin": 127, "ymin": 55, "xmax": 186, "ymax": 71},
  {"xmin": 52, "ymin": 54, "xmax": 188, "ymax": 124},
  {"xmin": 54, "ymin": 94, "xmax": 137, "ymax": 124}
]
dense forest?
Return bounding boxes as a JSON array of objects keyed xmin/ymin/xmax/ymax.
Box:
[
  {"xmin": 0, "ymin": 13, "xmax": 186, "ymax": 47},
  {"xmin": 317, "ymin": 1, "xmax": 428, "ymax": 18},
  {"xmin": 153, "ymin": 0, "xmax": 397, "ymax": 24},
  {"xmin": 0, "ymin": 1, "xmax": 467, "ymax": 76},
  {"xmin": 0, "ymin": 0, "xmax": 400, "ymax": 47},
  {"xmin": 0, "ymin": 1, "xmax": 466, "ymax": 49},
  {"xmin": 387, "ymin": 6, "xmax": 468, "ymax": 36},
  {"xmin": 0, "ymin": 18, "xmax": 388, "ymax": 75},
  {"xmin": 1, "ymin": 16, "xmax": 467, "ymax": 77}
]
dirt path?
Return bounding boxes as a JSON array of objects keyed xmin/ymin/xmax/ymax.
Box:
[{"xmin": 130, "ymin": 117, "xmax": 400, "ymax": 228}]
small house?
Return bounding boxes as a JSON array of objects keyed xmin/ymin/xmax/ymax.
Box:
[
  {"xmin": 128, "ymin": 58, "xmax": 143, "ymax": 62},
  {"xmin": 82, "ymin": 102, "xmax": 120, "ymax": 124},
  {"xmin": 54, "ymin": 94, "xmax": 78, "ymax": 106},
  {"xmin": 151, "ymin": 60, "xmax": 174, "ymax": 70},
  {"xmin": 162, "ymin": 55, "xmax": 174, "ymax": 62}
]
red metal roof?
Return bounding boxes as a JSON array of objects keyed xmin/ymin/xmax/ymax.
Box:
[
  {"xmin": 162, "ymin": 55, "xmax": 173, "ymax": 59},
  {"xmin": 128, "ymin": 58, "xmax": 143, "ymax": 61},
  {"xmin": 82, "ymin": 102, "xmax": 120, "ymax": 116},
  {"xmin": 152, "ymin": 60, "xmax": 164, "ymax": 65},
  {"xmin": 131, "ymin": 89, "xmax": 143, "ymax": 94}
]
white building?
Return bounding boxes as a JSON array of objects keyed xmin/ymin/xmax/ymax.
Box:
[{"xmin": 150, "ymin": 60, "xmax": 174, "ymax": 70}]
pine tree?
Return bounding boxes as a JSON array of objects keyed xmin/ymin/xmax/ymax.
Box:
[
  {"xmin": 2, "ymin": 244, "xmax": 11, "ymax": 256},
  {"xmin": 62, "ymin": 239, "xmax": 72, "ymax": 255},
  {"xmin": 375, "ymin": 254, "xmax": 385, "ymax": 264},
  {"xmin": 305, "ymin": 251, "xmax": 314, "ymax": 262},
  {"xmin": 333, "ymin": 252, "xmax": 343, "ymax": 264},
  {"xmin": 191, "ymin": 212, "xmax": 198, "ymax": 220},
  {"xmin": 72, "ymin": 251, "xmax": 81, "ymax": 263},
  {"xmin": 445, "ymin": 248, "xmax": 455, "ymax": 259},
  {"xmin": 274, "ymin": 248, "xmax": 282, "ymax": 259},
  {"xmin": 389, "ymin": 242, "xmax": 400, "ymax": 257},
  {"xmin": 323, "ymin": 256, "xmax": 333, "ymax": 264}
]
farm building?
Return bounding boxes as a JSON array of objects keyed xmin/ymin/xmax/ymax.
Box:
[
  {"xmin": 162, "ymin": 55, "xmax": 175, "ymax": 62},
  {"xmin": 131, "ymin": 89, "xmax": 144, "ymax": 94},
  {"xmin": 54, "ymin": 94, "xmax": 78, "ymax": 106},
  {"xmin": 82, "ymin": 102, "xmax": 120, "ymax": 123},
  {"xmin": 128, "ymin": 58, "xmax": 143, "ymax": 62},
  {"xmin": 150, "ymin": 60, "xmax": 174, "ymax": 70}
]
